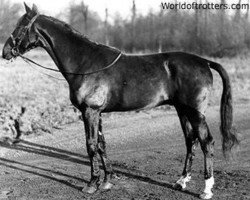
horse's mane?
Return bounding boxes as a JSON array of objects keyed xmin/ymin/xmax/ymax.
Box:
[{"xmin": 42, "ymin": 15, "xmax": 119, "ymax": 53}]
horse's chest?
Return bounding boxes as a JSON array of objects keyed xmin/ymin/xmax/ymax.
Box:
[{"xmin": 70, "ymin": 83, "xmax": 109, "ymax": 110}]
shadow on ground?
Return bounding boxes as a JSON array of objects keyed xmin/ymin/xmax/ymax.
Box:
[{"xmin": 0, "ymin": 139, "xmax": 199, "ymax": 198}]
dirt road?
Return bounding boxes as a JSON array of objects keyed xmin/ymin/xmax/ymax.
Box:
[{"xmin": 0, "ymin": 104, "xmax": 249, "ymax": 200}]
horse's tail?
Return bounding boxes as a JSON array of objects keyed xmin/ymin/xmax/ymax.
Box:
[{"xmin": 209, "ymin": 61, "xmax": 239, "ymax": 156}]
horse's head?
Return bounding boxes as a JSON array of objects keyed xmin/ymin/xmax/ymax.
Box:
[{"xmin": 2, "ymin": 3, "xmax": 40, "ymax": 60}]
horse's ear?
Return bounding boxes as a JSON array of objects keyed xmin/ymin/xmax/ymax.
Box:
[
  {"xmin": 24, "ymin": 2, "xmax": 31, "ymax": 13},
  {"xmin": 32, "ymin": 4, "xmax": 38, "ymax": 13}
]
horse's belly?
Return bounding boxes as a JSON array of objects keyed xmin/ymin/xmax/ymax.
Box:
[{"xmin": 105, "ymin": 82, "xmax": 169, "ymax": 112}]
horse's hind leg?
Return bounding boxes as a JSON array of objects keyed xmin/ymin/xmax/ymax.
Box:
[
  {"xmin": 187, "ymin": 109, "xmax": 215, "ymax": 199},
  {"xmin": 97, "ymin": 116, "xmax": 113, "ymax": 190},
  {"xmin": 174, "ymin": 106, "xmax": 199, "ymax": 190}
]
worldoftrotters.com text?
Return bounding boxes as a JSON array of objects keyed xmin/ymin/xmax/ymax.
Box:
[{"xmin": 161, "ymin": 2, "xmax": 249, "ymax": 10}]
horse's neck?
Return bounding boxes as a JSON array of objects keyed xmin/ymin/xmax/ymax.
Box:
[{"xmin": 36, "ymin": 15, "xmax": 115, "ymax": 83}]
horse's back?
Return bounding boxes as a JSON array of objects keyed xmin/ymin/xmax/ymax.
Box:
[{"xmin": 104, "ymin": 52, "xmax": 213, "ymax": 113}]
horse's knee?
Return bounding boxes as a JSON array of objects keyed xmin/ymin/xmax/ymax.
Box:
[
  {"xmin": 87, "ymin": 143, "xmax": 98, "ymax": 157},
  {"xmin": 97, "ymin": 132, "xmax": 106, "ymax": 153}
]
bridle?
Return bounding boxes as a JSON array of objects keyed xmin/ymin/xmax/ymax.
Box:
[
  {"xmin": 10, "ymin": 13, "xmax": 39, "ymax": 56},
  {"xmin": 9, "ymin": 13, "xmax": 122, "ymax": 77}
]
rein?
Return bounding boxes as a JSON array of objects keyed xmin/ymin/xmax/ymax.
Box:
[{"xmin": 17, "ymin": 51, "xmax": 122, "ymax": 76}]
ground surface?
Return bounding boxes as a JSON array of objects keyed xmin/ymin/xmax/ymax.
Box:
[{"xmin": 0, "ymin": 104, "xmax": 249, "ymax": 200}]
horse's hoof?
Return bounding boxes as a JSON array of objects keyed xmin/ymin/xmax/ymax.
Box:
[
  {"xmin": 173, "ymin": 183, "xmax": 184, "ymax": 190},
  {"xmin": 100, "ymin": 182, "xmax": 113, "ymax": 190},
  {"xmin": 82, "ymin": 186, "xmax": 97, "ymax": 194},
  {"xmin": 199, "ymin": 192, "xmax": 213, "ymax": 199}
]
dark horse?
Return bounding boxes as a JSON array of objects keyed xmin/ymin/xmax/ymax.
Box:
[{"xmin": 2, "ymin": 4, "xmax": 238, "ymax": 199}]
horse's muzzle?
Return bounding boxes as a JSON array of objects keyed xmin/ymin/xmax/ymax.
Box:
[{"xmin": 2, "ymin": 43, "xmax": 13, "ymax": 60}]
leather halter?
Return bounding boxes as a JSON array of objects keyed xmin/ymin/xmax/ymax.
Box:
[{"xmin": 10, "ymin": 14, "xmax": 39, "ymax": 56}]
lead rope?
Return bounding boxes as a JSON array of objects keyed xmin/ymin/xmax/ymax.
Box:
[
  {"xmin": 21, "ymin": 58, "xmax": 65, "ymax": 81},
  {"xmin": 17, "ymin": 52, "xmax": 122, "ymax": 77}
]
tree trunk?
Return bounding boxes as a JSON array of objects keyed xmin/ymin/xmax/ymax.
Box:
[
  {"xmin": 104, "ymin": 8, "xmax": 109, "ymax": 45},
  {"xmin": 80, "ymin": 1, "xmax": 88, "ymax": 35}
]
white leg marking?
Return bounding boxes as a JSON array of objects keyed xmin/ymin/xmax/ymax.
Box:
[
  {"xmin": 200, "ymin": 176, "xmax": 214, "ymax": 199},
  {"xmin": 175, "ymin": 174, "xmax": 191, "ymax": 189}
]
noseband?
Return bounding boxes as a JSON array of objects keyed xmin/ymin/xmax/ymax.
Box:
[{"xmin": 10, "ymin": 13, "xmax": 39, "ymax": 56}]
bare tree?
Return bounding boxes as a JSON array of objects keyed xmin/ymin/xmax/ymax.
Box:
[
  {"xmin": 131, "ymin": 0, "xmax": 136, "ymax": 52},
  {"xmin": 68, "ymin": 1, "xmax": 101, "ymax": 41},
  {"xmin": 80, "ymin": 1, "xmax": 89, "ymax": 35},
  {"xmin": 0, "ymin": 0, "xmax": 21, "ymax": 42},
  {"xmin": 234, "ymin": 0, "xmax": 242, "ymax": 22},
  {"xmin": 104, "ymin": 8, "xmax": 109, "ymax": 45},
  {"xmin": 194, "ymin": 0, "xmax": 201, "ymax": 53},
  {"xmin": 245, "ymin": 0, "xmax": 249, "ymax": 20},
  {"xmin": 158, "ymin": 9, "xmax": 163, "ymax": 53},
  {"xmin": 220, "ymin": 0, "xmax": 226, "ymax": 34},
  {"xmin": 65, "ymin": 0, "xmax": 250, "ymax": 56}
]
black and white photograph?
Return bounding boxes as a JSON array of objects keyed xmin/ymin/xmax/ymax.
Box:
[{"xmin": 0, "ymin": 0, "xmax": 249, "ymax": 199}]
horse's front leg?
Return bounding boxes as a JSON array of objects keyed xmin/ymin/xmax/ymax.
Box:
[
  {"xmin": 82, "ymin": 107, "xmax": 101, "ymax": 194},
  {"xmin": 97, "ymin": 116, "xmax": 113, "ymax": 190}
]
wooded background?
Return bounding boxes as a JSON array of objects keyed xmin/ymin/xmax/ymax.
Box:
[{"xmin": 1, "ymin": 0, "xmax": 250, "ymax": 57}]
